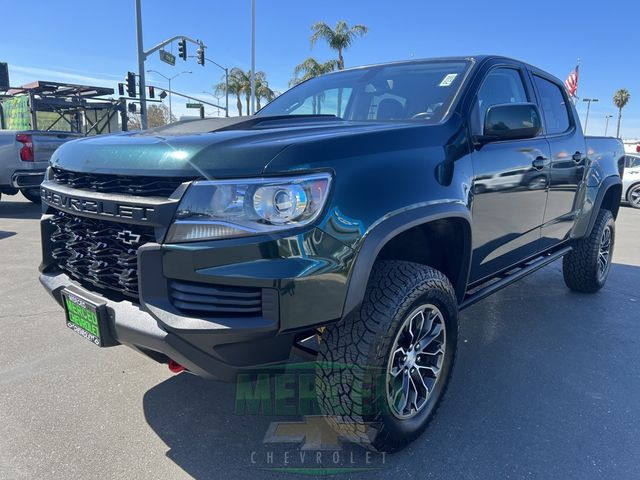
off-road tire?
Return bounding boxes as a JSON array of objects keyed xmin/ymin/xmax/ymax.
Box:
[
  {"xmin": 563, "ymin": 209, "xmax": 615, "ymax": 293},
  {"xmin": 315, "ymin": 260, "xmax": 458, "ymax": 452},
  {"xmin": 20, "ymin": 188, "xmax": 41, "ymax": 204}
]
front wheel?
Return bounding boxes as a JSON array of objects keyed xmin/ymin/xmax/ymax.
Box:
[
  {"xmin": 20, "ymin": 188, "xmax": 41, "ymax": 204},
  {"xmin": 315, "ymin": 260, "xmax": 458, "ymax": 452},
  {"xmin": 563, "ymin": 209, "xmax": 615, "ymax": 293}
]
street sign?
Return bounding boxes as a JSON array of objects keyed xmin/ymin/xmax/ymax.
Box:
[
  {"xmin": 186, "ymin": 103, "xmax": 203, "ymax": 109},
  {"xmin": 159, "ymin": 50, "xmax": 176, "ymax": 66}
]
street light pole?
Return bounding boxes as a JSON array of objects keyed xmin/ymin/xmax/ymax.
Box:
[
  {"xmin": 250, "ymin": 0, "xmax": 256, "ymax": 115},
  {"xmin": 147, "ymin": 70, "xmax": 191, "ymax": 121},
  {"xmin": 582, "ymin": 98, "xmax": 598, "ymax": 135},
  {"xmin": 604, "ymin": 115, "xmax": 613, "ymax": 136},
  {"xmin": 190, "ymin": 55, "xmax": 230, "ymax": 117},
  {"xmin": 135, "ymin": 0, "xmax": 148, "ymax": 129}
]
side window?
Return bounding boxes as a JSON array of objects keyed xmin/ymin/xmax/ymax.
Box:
[
  {"xmin": 533, "ymin": 75, "xmax": 571, "ymax": 134},
  {"xmin": 627, "ymin": 156, "xmax": 640, "ymax": 168},
  {"xmin": 473, "ymin": 68, "xmax": 528, "ymax": 133}
]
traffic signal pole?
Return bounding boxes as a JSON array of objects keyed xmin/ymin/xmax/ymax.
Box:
[
  {"xmin": 135, "ymin": 0, "xmax": 148, "ymax": 129},
  {"xmin": 134, "ymin": 0, "xmax": 205, "ymax": 129}
]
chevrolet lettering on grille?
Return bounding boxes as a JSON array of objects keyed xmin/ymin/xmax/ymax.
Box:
[{"xmin": 41, "ymin": 186, "xmax": 156, "ymax": 222}]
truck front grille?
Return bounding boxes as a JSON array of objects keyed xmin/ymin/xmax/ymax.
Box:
[
  {"xmin": 169, "ymin": 280, "xmax": 263, "ymax": 316},
  {"xmin": 52, "ymin": 167, "xmax": 193, "ymax": 197},
  {"xmin": 50, "ymin": 211, "xmax": 154, "ymax": 300}
]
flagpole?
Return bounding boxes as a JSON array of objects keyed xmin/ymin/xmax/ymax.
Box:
[{"xmin": 250, "ymin": 0, "xmax": 256, "ymax": 115}]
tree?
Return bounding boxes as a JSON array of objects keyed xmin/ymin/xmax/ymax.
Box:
[
  {"xmin": 255, "ymin": 74, "xmax": 276, "ymax": 110},
  {"xmin": 290, "ymin": 57, "xmax": 339, "ymax": 86},
  {"xmin": 310, "ymin": 21, "xmax": 367, "ymax": 115},
  {"xmin": 215, "ymin": 68, "xmax": 274, "ymax": 115},
  {"xmin": 126, "ymin": 112, "xmax": 141, "ymax": 130},
  {"xmin": 216, "ymin": 67, "xmax": 247, "ymax": 117},
  {"xmin": 146, "ymin": 104, "xmax": 175, "ymax": 128},
  {"xmin": 613, "ymin": 88, "xmax": 631, "ymax": 138},
  {"xmin": 310, "ymin": 20, "xmax": 368, "ymax": 70}
]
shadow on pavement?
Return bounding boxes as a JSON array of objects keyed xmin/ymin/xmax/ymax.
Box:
[
  {"xmin": 0, "ymin": 199, "xmax": 41, "ymax": 220},
  {"xmin": 0, "ymin": 231, "xmax": 17, "ymax": 240},
  {"xmin": 143, "ymin": 263, "xmax": 640, "ymax": 479}
]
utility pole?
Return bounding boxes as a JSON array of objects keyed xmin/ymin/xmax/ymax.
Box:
[
  {"xmin": 604, "ymin": 115, "xmax": 612, "ymax": 136},
  {"xmin": 135, "ymin": 0, "xmax": 148, "ymax": 129},
  {"xmin": 250, "ymin": 0, "xmax": 256, "ymax": 115},
  {"xmin": 582, "ymin": 98, "xmax": 598, "ymax": 135}
]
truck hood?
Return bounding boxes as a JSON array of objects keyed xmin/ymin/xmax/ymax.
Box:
[{"xmin": 50, "ymin": 115, "xmax": 412, "ymax": 179}]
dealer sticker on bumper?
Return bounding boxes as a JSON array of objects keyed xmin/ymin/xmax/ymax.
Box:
[{"xmin": 62, "ymin": 290, "xmax": 105, "ymax": 347}]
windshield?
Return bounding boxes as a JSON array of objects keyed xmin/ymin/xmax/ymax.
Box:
[{"xmin": 258, "ymin": 60, "xmax": 471, "ymax": 123}]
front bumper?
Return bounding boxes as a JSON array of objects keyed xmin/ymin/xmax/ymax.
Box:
[
  {"xmin": 39, "ymin": 217, "xmax": 355, "ymax": 381},
  {"xmin": 41, "ymin": 269, "xmax": 297, "ymax": 381}
]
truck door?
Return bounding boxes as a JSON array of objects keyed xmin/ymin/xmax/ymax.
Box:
[
  {"xmin": 469, "ymin": 65, "xmax": 551, "ymax": 283},
  {"xmin": 530, "ymin": 72, "xmax": 586, "ymax": 249}
]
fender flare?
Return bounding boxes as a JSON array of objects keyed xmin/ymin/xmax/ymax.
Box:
[
  {"xmin": 585, "ymin": 176, "xmax": 622, "ymax": 237},
  {"xmin": 341, "ymin": 201, "xmax": 472, "ymax": 318}
]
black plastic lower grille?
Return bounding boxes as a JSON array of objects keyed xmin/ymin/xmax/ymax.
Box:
[
  {"xmin": 169, "ymin": 280, "xmax": 263, "ymax": 316},
  {"xmin": 50, "ymin": 211, "xmax": 154, "ymax": 300},
  {"xmin": 52, "ymin": 167, "xmax": 193, "ymax": 197}
]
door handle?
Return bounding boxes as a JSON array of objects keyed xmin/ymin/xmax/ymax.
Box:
[
  {"xmin": 572, "ymin": 152, "xmax": 583, "ymax": 162},
  {"xmin": 532, "ymin": 156, "xmax": 549, "ymax": 170}
]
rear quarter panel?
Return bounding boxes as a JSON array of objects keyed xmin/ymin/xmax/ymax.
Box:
[{"xmin": 571, "ymin": 136, "xmax": 624, "ymax": 238}]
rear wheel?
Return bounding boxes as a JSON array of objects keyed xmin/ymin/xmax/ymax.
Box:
[
  {"xmin": 20, "ymin": 188, "xmax": 41, "ymax": 204},
  {"xmin": 315, "ymin": 260, "xmax": 458, "ymax": 452},
  {"xmin": 627, "ymin": 184, "xmax": 640, "ymax": 209},
  {"xmin": 563, "ymin": 209, "xmax": 615, "ymax": 293}
]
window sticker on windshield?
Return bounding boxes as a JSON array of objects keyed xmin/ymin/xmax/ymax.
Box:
[{"xmin": 439, "ymin": 73, "xmax": 458, "ymax": 87}]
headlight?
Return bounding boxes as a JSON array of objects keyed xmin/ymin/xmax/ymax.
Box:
[{"xmin": 166, "ymin": 173, "xmax": 332, "ymax": 242}]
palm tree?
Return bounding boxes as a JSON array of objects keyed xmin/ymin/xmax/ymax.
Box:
[
  {"xmin": 613, "ymin": 89, "xmax": 631, "ymax": 138},
  {"xmin": 217, "ymin": 68, "xmax": 276, "ymax": 115},
  {"xmin": 255, "ymin": 75, "xmax": 276, "ymax": 110},
  {"xmin": 310, "ymin": 21, "xmax": 367, "ymax": 116},
  {"xmin": 290, "ymin": 57, "xmax": 339, "ymax": 86},
  {"xmin": 310, "ymin": 21, "xmax": 368, "ymax": 70},
  {"xmin": 215, "ymin": 67, "xmax": 247, "ymax": 116}
]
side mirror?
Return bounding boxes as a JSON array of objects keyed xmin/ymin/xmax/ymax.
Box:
[{"xmin": 475, "ymin": 103, "xmax": 542, "ymax": 145}]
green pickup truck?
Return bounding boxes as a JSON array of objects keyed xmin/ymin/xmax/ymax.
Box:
[{"xmin": 39, "ymin": 56, "xmax": 624, "ymax": 451}]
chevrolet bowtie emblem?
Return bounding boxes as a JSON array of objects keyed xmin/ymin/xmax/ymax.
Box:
[{"xmin": 116, "ymin": 230, "xmax": 141, "ymax": 246}]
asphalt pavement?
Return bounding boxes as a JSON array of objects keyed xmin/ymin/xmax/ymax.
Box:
[{"xmin": 0, "ymin": 192, "xmax": 639, "ymax": 480}]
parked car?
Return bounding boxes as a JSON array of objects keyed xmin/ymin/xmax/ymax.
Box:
[
  {"xmin": 38, "ymin": 55, "xmax": 624, "ymax": 452},
  {"xmin": 0, "ymin": 130, "xmax": 77, "ymax": 203},
  {"xmin": 622, "ymin": 153, "xmax": 640, "ymax": 208}
]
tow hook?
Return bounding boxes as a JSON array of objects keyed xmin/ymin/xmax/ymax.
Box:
[{"xmin": 167, "ymin": 359, "xmax": 186, "ymax": 374}]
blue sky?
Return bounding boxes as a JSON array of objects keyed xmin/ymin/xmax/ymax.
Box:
[{"xmin": 2, "ymin": 0, "xmax": 639, "ymax": 138}]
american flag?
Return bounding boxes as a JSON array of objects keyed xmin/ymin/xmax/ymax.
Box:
[{"xmin": 564, "ymin": 64, "xmax": 579, "ymax": 98}]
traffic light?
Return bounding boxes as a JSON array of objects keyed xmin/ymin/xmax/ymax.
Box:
[
  {"xmin": 148, "ymin": 86, "xmax": 155, "ymax": 99},
  {"xmin": 125, "ymin": 71, "xmax": 136, "ymax": 98},
  {"xmin": 118, "ymin": 83, "xmax": 125, "ymax": 96},
  {"xmin": 178, "ymin": 39, "xmax": 187, "ymax": 61},
  {"xmin": 196, "ymin": 46, "xmax": 205, "ymax": 66}
]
